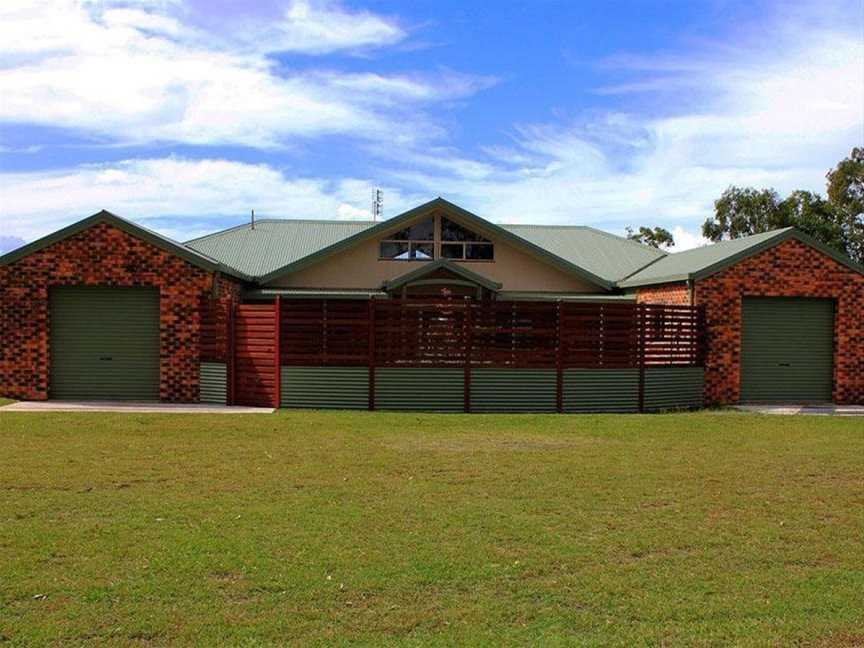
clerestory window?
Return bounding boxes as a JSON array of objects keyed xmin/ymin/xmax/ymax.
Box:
[{"xmin": 379, "ymin": 215, "xmax": 494, "ymax": 261}]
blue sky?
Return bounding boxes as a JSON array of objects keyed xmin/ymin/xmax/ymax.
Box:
[{"xmin": 1, "ymin": 0, "xmax": 862, "ymax": 252}]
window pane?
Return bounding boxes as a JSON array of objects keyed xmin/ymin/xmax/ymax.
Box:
[
  {"xmin": 441, "ymin": 217, "xmax": 489, "ymax": 242},
  {"xmin": 441, "ymin": 243, "xmax": 464, "ymax": 259},
  {"xmin": 411, "ymin": 242, "xmax": 434, "ymax": 260},
  {"xmin": 380, "ymin": 241, "xmax": 409, "ymax": 259},
  {"xmin": 466, "ymin": 243, "xmax": 494, "ymax": 260},
  {"xmin": 389, "ymin": 217, "xmax": 434, "ymax": 241}
]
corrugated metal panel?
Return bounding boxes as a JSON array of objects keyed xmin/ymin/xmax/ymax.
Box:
[
  {"xmin": 49, "ymin": 287, "xmax": 160, "ymax": 401},
  {"xmin": 281, "ymin": 366, "xmax": 368, "ymax": 409},
  {"xmin": 200, "ymin": 362, "xmax": 227, "ymax": 405},
  {"xmin": 375, "ymin": 368, "xmax": 463, "ymax": 412},
  {"xmin": 619, "ymin": 228, "xmax": 793, "ymax": 287},
  {"xmin": 185, "ymin": 216, "xmax": 664, "ymax": 284},
  {"xmin": 185, "ymin": 220, "xmax": 376, "ymax": 279},
  {"xmin": 741, "ymin": 298, "xmax": 834, "ymax": 403},
  {"xmin": 563, "ymin": 369, "xmax": 639, "ymax": 413},
  {"xmin": 644, "ymin": 367, "xmax": 703, "ymax": 411},
  {"xmin": 501, "ymin": 225, "xmax": 664, "ymax": 282},
  {"xmin": 471, "ymin": 369, "xmax": 556, "ymax": 412}
]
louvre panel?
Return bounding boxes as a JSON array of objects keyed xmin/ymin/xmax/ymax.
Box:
[
  {"xmin": 375, "ymin": 368, "xmax": 464, "ymax": 412},
  {"xmin": 741, "ymin": 298, "xmax": 834, "ymax": 403},
  {"xmin": 470, "ymin": 369, "xmax": 557, "ymax": 412},
  {"xmin": 200, "ymin": 362, "xmax": 227, "ymax": 405},
  {"xmin": 281, "ymin": 366, "xmax": 368, "ymax": 409},
  {"xmin": 643, "ymin": 367, "xmax": 703, "ymax": 411},
  {"xmin": 49, "ymin": 287, "xmax": 160, "ymax": 401},
  {"xmin": 563, "ymin": 369, "xmax": 639, "ymax": 413}
]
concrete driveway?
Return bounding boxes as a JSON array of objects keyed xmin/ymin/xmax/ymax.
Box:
[
  {"xmin": 735, "ymin": 404, "xmax": 864, "ymax": 416},
  {"xmin": 0, "ymin": 401, "xmax": 274, "ymax": 414}
]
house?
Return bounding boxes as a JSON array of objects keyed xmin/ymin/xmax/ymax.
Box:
[{"xmin": 1, "ymin": 197, "xmax": 862, "ymax": 409}]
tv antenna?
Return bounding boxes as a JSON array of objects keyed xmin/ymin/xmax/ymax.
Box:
[{"xmin": 372, "ymin": 188, "xmax": 383, "ymax": 222}]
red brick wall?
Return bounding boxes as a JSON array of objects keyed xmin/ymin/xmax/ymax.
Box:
[
  {"xmin": 0, "ymin": 223, "xmax": 242, "ymax": 402},
  {"xmin": 635, "ymin": 282, "xmax": 691, "ymax": 306},
  {"xmin": 693, "ymin": 239, "xmax": 864, "ymax": 406}
]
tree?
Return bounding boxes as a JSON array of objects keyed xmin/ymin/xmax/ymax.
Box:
[
  {"xmin": 700, "ymin": 148, "xmax": 864, "ymax": 264},
  {"xmin": 826, "ymin": 147, "xmax": 864, "ymax": 263},
  {"xmin": 626, "ymin": 225, "xmax": 675, "ymax": 249}
]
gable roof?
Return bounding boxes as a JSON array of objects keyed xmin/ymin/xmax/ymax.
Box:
[
  {"xmin": 0, "ymin": 210, "xmax": 252, "ymax": 281},
  {"xmin": 619, "ymin": 227, "xmax": 864, "ymax": 287},
  {"xmin": 186, "ymin": 198, "xmax": 662, "ymax": 288},
  {"xmin": 185, "ymin": 219, "xmax": 374, "ymax": 279},
  {"xmin": 382, "ymin": 258, "xmax": 503, "ymax": 292}
]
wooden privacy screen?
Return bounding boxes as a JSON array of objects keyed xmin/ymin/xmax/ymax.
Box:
[
  {"xmin": 225, "ymin": 298, "xmax": 705, "ymax": 410},
  {"xmin": 278, "ymin": 299, "xmax": 704, "ymax": 369},
  {"xmin": 233, "ymin": 301, "xmax": 280, "ymax": 407}
]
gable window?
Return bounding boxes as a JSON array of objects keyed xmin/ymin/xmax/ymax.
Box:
[
  {"xmin": 440, "ymin": 217, "xmax": 494, "ymax": 261},
  {"xmin": 379, "ymin": 218, "xmax": 435, "ymax": 260},
  {"xmin": 379, "ymin": 215, "xmax": 494, "ymax": 261}
]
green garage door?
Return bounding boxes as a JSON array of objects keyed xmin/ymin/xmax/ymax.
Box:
[
  {"xmin": 50, "ymin": 287, "xmax": 160, "ymax": 400},
  {"xmin": 741, "ymin": 297, "xmax": 834, "ymax": 403}
]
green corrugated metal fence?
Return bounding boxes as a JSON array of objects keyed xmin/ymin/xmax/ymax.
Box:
[
  {"xmin": 471, "ymin": 369, "xmax": 557, "ymax": 412},
  {"xmin": 277, "ymin": 365, "xmax": 704, "ymax": 412},
  {"xmin": 563, "ymin": 369, "xmax": 640, "ymax": 413},
  {"xmin": 200, "ymin": 362, "xmax": 228, "ymax": 405},
  {"xmin": 643, "ymin": 367, "xmax": 703, "ymax": 411},
  {"xmin": 375, "ymin": 368, "xmax": 464, "ymax": 412},
  {"xmin": 281, "ymin": 366, "xmax": 368, "ymax": 409}
]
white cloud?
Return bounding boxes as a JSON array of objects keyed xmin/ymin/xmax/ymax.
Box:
[
  {"xmin": 0, "ymin": 157, "xmax": 424, "ymax": 241},
  {"xmin": 374, "ymin": 9, "xmax": 863, "ymax": 236},
  {"xmin": 0, "ymin": 0, "xmax": 476, "ymax": 147},
  {"xmin": 258, "ymin": 0, "xmax": 405, "ymax": 55},
  {"xmin": 669, "ymin": 226, "xmax": 709, "ymax": 252}
]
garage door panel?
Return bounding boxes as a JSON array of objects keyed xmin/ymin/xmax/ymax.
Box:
[
  {"xmin": 741, "ymin": 297, "xmax": 834, "ymax": 403},
  {"xmin": 50, "ymin": 287, "xmax": 160, "ymax": 401}
]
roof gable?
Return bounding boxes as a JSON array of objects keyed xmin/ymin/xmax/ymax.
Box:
[
  {"xmin": 382, "ymin": 259, "xmax": 503, "ymax": 292},
  {"xmin": 256, "ymin": 198, "xmax": 617, "ymax": 289},
  {"xmin": 619, "ymin": 228, "xmax": 864, "ymax": 288},
  {"xmin": 0, "ymin": 210, "xmax": 251, "ymax": 281}
]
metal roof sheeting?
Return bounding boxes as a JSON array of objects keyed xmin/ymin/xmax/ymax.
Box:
[
  {"xmin": 185, "ymin": 217, "xmax": 663, "ymax": 283},
  {"xmin": 618, "ymin": 228, "xmax": 794, "ymax": 287},
  {"xmin": 185, "ymin": 219, "xmax": 376, "ymax": 278}
]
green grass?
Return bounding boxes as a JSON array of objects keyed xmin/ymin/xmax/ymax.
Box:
[
  {"xmin": 0, "ymin": 398, "xmax": 14, "ymax": 407},
  {"xmin": 1, "ymin": 411, "xmax": 862, "ymax": 647}
]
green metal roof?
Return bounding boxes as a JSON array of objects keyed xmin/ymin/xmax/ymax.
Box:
[
  {"xmin": 502, "ymin": 224, "xmax": 664, "ymax": 282},
  {"xmin": 185, "ymin": 198, "xmax": 662, "ymax": 286},
  {"xmin": 0, "ymin": 210, "xmax": 251, "ymax": 281},
  {"xmin": 619, "ymin": 227, "xmax": 864, "ymax": 287},
  {"xmin": 185, "ymin": 219, "xmax": 375, "ymax": 279}
]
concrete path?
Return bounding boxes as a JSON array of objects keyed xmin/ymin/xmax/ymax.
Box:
[
  {"xmin": 735, "ymin": 404, "xmax": 864, "ymax": 416},
  {"xmin": 0, "ymin": 401, "xmax": 275, "ymax": 414}
]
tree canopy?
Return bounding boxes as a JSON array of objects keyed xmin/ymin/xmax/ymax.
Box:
[
  {"xmin": 625, "ymin": 225, "xmax": 675, "ymax": 249},
  {"xmin": 701, "ymin": 148, "xmax": 864, "ymax": 263}
]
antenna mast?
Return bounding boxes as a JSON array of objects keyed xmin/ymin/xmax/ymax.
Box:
[
  {"xmin": 372, "ymin": 188, "xmax": 383, "ymax": 222},
  {"xmin": 251, "ymin": 209, "xmax": 255, "ymax": 230}
]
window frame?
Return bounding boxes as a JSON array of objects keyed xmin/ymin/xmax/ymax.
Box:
[{"xmin": 378, "ymin": 214, "xmax": 495, "ymax": 262}]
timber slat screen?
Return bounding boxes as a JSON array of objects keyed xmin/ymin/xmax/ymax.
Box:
[
  {"xmin": 232, "ymin": 298, "xmax": 706, "ymax": 411},
  {"xmin": 234, "ymin": 303, "xmax": 279, "ymax": 407},
  {"xmin": 278, "ymin": 299, "xmax": 704, "ymax": 369}
]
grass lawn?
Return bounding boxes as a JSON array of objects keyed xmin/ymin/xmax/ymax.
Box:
[{"xmin": 1, "ymin": 411, "xmax": 862, "ymax": 647}]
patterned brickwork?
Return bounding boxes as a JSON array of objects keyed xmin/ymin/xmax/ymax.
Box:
[
  {"xmin": 0, "ymin": 223, "xmax": 241, "ymax": 402},
  {"xmin": 635, "ymin": 282, "xmax": 691, "ymax": 306},
  {"xmin": 693, "ymin": 239, "xmax": 864, "ymax": 406}
]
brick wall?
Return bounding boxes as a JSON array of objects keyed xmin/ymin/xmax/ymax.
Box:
[
  {"xmin": 0, "ymin": 222, "xmax": 242, "ymax": 402},
  {"xmin": 635, "ymin": 282, "xmax": 691, "ymax": 306},
  {"xmin": 693, "ymin": 239, "xmax": 864, "ymax": 406}
]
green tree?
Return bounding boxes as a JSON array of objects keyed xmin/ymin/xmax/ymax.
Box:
[
  {"xmin": 625, "ymin": 225, "xmax": 675, "ymax": 249},
  {"xmin": 826, "ymin": 147, "xmax": 864, "ymax": 263},
  {"xmin": 701, "ymin": 148, "xmax": 864, "ymax": 263}
]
